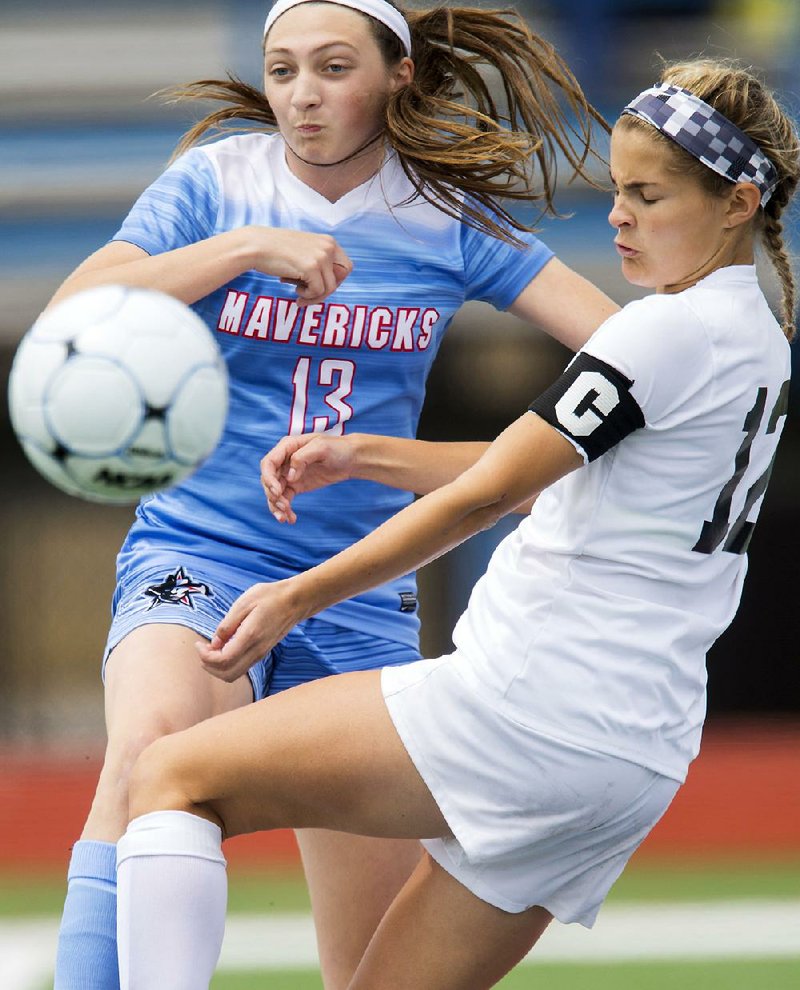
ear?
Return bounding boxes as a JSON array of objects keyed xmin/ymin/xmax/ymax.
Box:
[
  {"xmin": 724, "ymin": 182, "xmax": 762, "ymax": 228},
  {"xmin": 390, "ymin": 56, "xmax": 414, "ymax": 93}
]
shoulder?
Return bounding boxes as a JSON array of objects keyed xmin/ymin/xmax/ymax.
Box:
[
  {"xmin": 457, "ymin": 202, "xmax": 553, "ymax": 275},
  {"xmin": 579, "ymin": 289, "xmax": 718, "ymax": 426},
  {"xmin": 592, "ymin": 267, "xmax": 789, "ymax": 377},
  {"xmin": 603, "ymin": 288, "xmax": 702, "ymax": 330},
  {"xmin": 185, "ymin": 131, "xmax": 281, "ymax": 167},
  {"xmin": 587, "ymin": 290, "xmax": 710, "ymax": 371},
  {"xmin": 170, "ymin": 132, "xmax": 283, "ymax": 205}
]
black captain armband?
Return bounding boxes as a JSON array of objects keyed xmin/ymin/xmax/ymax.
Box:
[{"xmin": 529, "ymin": 352, "xmax": 645, "ymax": 461}]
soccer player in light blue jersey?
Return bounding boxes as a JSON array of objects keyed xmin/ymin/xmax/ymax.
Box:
[{"xmin": 49, "ymin": 3, "xmax": 619, "ymax": 987}]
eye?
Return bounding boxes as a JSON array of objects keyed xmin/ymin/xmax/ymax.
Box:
[
  {"xmin": 267, "ymin": 65, "xmax": 292, "ymax": 79},
  {"xmin": 325, "ymin": 62, "xmax": 348, "ymax": 74}
]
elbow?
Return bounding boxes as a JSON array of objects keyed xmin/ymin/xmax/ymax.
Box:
[
  {"xmin": 480, "ymin": 482, "xmax": 542, "ymax": 526},
  {"xmin": 469, "ymin": 494, "xmax": 518, "ymax": 534},
  {"xmin": 449, "ymin": 466, "xmax": 537, "ymax": 536}
]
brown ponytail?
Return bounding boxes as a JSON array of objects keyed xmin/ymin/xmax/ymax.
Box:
[{"xmin": 385, "ymin": 6, "xmax": 606, "ymax": 243}]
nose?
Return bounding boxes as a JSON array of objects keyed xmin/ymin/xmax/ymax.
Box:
[
  {"xmin": 608, "ymin": 194, "xmax": 632, "ymax": 230},
  {"xmin": 291, "ymin": 70, "xmax": 321, "ymax": 111}
]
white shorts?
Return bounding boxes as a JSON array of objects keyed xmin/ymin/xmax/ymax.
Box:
[{"xmin": 381, "ymin": 654, "xmax": 680, "ymax": 927}]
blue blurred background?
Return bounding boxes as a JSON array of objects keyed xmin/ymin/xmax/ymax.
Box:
[{"xmin": 1, "ymin": 0, "xmax": 798, "ymax": 745}]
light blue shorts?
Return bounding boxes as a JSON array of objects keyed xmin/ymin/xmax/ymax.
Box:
[{"xmin": 104, "ymin": 555, "xmax": 421, "ymax": 699}]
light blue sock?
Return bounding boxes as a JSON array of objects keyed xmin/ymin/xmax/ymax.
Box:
[{"xmin": 54, "ymin": 840, "xmax": 120, "ymax": 990}]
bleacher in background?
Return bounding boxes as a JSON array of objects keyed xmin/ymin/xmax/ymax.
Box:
[{"xmin": 4, "ymin": 0, "xmax": 799, "ymax": 344}]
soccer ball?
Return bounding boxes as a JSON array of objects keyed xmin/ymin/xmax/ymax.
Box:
[{"xmin": 8, "ymin": 284, "xmax": 229, "ymax": 504}]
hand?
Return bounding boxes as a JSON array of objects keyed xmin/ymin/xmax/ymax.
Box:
[
  {"xmin": 262, "ymin": 433, "xmax": 357, "ymax": 523},
  {"xmin": 246, "ymin": 227, "xmax": 353, "ymax": 305},
  {"xmin": 196, "ymin": 580, "xmax": 300, "ymax": 682}
]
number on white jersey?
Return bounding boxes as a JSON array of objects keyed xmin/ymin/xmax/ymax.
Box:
[{"xmin": 694, "ymin": 379, "xmax": 790, "ymax": 555}]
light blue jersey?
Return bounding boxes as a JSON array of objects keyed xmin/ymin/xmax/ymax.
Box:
[{"xmin": 113, "ymin": 133, "xmax": 554, "ymax": 644}]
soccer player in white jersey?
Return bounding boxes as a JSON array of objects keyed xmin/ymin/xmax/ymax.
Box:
[
  {"xmin": 111, "ymin": 58, "xmax": 799, "ymax": 988},
  {"xmin": 50, "ymin": 3, "xmax": 620, "ymax": 989}
]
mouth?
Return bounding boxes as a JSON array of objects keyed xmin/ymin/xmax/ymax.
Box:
[
  {"xmin": 295, "ymin": 123, "xmax": 322, "ymax": 135},
  {"xmin": 615, "ymin": 241, "xmax": 639, "ymax": 258}
]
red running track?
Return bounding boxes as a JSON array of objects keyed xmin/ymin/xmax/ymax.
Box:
[{"xmin": 1, "ymin": 719, "xmax": 798, "ymax": 870}]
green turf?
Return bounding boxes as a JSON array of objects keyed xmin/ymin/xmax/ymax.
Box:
[
  {"xmin": 226, "ymin": 869, "xmax": 313, "ymax": 913},
  {"xmin": 207, "ymin": 958, "xmax": 800, "ymax": 990},
  {"xmin": 496, "ymin": 958, "xmax": 800, "ymax": 989},
  {"xmin": 3, "ymin": 858, "xmax": 800, "ymax": 918},
  {"xmin": 222, "ymin": 859, "xmax": 800, "ymax": 917},
  {"xmin": 0, "ymin": 867, "xmax": 312, "ymax": 918},
  {"xmin": 7, "ymin": 861, "xmax": 799, "ymax": 990},
  {"xmin": 0, "ymin": 875, "xmax": 67, "ymax": 917},
  {"xmin": 211, "ymin": 970, "xmax": 322, "ymax": 989},
  {"xmin": 605, "ymin": 857, "xmax": 800, "ymax": 903},
  {"xmin": 224, "ymin": 859, "xmax": 800, "ymax": 913}
]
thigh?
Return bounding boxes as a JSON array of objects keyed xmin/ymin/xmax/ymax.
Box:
[
  {"xmin": 104, "ymin": 623, "xmax": 253, "ymax": 745},
  {"xmin": 85, "ymin": 624, "xmax": 253, "ymax": 839},
  {"xmin": 350, "ymin": 852, "xmax": 552, "ymax": 990},
  {"xmin": 297, "ymin": 830, "xmax": 422, "ymax": 990},
  {"xmin": 129, "ymin": 669, "xmax": 450, "ymax": 841},
  {"xmin": 105, "ymin": 557, "xmax": 272, "ymax": 701},
  {"xmin": 266, "ymin": 623, "xmax": 425, "ymax": 988}
]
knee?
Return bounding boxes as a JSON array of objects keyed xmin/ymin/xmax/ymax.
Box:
[
  {"xmin": 127, "ymin": 734, "xmax": 197, "ymax": 821},
  {"xmin": 106, "ymin": 712, "xmax": 186, "ymax": 792}
]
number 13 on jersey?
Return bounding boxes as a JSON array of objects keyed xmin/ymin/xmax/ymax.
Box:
[{"xmin": 289, "ymin": 357, "xmax": 355, "ymax": 436}]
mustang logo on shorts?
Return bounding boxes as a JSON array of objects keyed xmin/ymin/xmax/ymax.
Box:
[{"xmin": 144, "ymin": 567, "xmax": 212, "ymax": 610}]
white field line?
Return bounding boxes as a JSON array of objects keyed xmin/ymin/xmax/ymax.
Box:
[{"xmin": 2, "ymin": 899, "xmax": 799, "ymax": 990}]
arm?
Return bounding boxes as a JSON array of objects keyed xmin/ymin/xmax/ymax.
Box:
[
  {"xmin": 509, "ymin": 257, "xmax": 619, "ymax": 351},
  {"xmin": 335, "ymin": 434, "xmax": 490, "ymax": 494},
  {"xmin": 202, "ymin": 412, "xmax": 582, "ymax": 679},
  {"xmin": 261, "ymin": 433, "xmax": 493, "ymax": 523},
  {"xmin": 48, "ymin": 227, "xmax": 352, "ymax": 310},
  {"xmin": 259, "ymin": 258, "xmax": 615, "ymax": 518}
]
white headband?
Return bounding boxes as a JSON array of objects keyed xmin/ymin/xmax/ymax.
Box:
[{"xmin": 264, "ymin": 0, "xmax": 412, "ymax": 56}]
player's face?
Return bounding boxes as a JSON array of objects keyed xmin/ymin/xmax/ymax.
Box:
[
  {"xmin": 264, "ymin": 5, "xmax": 412, "ymax": 193},
  {"xmin": 608, "ymin": 124, "xmax": 741, "ymax": 293}
]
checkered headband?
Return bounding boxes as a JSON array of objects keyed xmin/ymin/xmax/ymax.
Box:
[{"xmin": 622, "ymin": 84, "xmax": 778, "ymax": 207}]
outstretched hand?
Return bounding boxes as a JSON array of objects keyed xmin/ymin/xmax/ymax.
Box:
[
  {"xmin": 261, "ymin": 433, "xmax": 356, "ymax": 523},
  {"xmin": 196, "ymin": 580, "xmax": 299, "ymax": 682}
]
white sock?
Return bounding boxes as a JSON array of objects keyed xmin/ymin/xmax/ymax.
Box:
[{"xmin": 116, "ymin": 810, "xmax": 227, "ymax": 990}]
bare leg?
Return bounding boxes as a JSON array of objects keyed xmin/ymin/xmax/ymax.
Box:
[
  {"xmin": 119, "ymin": 671, "xmax": 552, "ymax": 988},
  {"xmin": 54, "ymin": 624, "xmax": 252, "ymax": 989},
  {"xmin": 296, "ymin": 830, "xmax": 422, "ymax": 990},
  {"xmin": 128, "ymin": 669, "xmax": 448, "ymax": 837},
  {"xmin": 350, "ymin": 852, "xmax": 552, "ymax": 990},
  {"xmin": 85, "ymin": 624, "xmax": 253, "ymax": 841}
]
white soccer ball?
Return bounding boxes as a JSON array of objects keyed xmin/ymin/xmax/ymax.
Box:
[{"xmin": 8, "ymin": 284, "xmax": 229, "ymax": 504}]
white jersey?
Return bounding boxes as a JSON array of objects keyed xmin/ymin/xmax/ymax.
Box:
[{"xmin": 453, "ymin": 266, "xmax": 791, "ymax": 781}]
